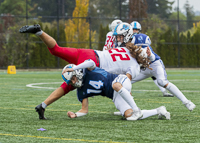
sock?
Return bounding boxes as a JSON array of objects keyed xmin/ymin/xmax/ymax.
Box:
[
  {"xmin": 153, "ymin": 79, "xmax": 166, "ymax": 93},
  {"xmin": 42, "ymin": 102, "xmax": 47, "ymax": 109},
  {"xmin": 35, "ymin": 30, "xmax": 43, "ymax": 36},
  {"xmin": 140, "ymin": 109, "xmax": 157, "ymax": 119},
  {"xmin": 118, "ymin": 87, "xmax": 139, "ymax": 111},
  {"xmin": 166, "ymin": 82, "xmax": 188, "ymax": 103}
]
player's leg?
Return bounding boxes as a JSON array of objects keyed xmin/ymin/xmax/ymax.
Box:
[
  {"xmin": 152, "ymin": 60, "xmax": 196, "ymax": 111},
  {"xmin": 112, "ymin": 74, "xmax": 142, "ymax": 120},
  {"xmin": 140, "ymin": 106, "xmax": 170, "ymax": 120},
  {"xmin": 151, "ymin": 76, "xmax": 174, "ymax": 97},
  {"xmin": 113, "ymin": 95, "xmax": 170, "ymax": 120}
]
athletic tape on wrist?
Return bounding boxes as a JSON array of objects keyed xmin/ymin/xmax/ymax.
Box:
[{"xmin": 75, "ymin": 112, "xmax": 87, "ymax": 117}]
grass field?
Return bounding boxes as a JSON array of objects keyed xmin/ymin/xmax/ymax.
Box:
[{"xmin": 0, "ymin": 69, "xmax": 200, "ymax": 143}]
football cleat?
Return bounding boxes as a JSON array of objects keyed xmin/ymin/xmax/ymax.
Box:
[
  {"xmin": 35, "ymin": 104, "xmax": 46, "ymax": 119},
  {"xmin": 157, "ymin": 106, "xmax": 170, "ymax": 120},
  {"xmin": 126, "ymin": 108, "xmax": 143, "ymax": 121},
  {"xmin": 163, "ymin": 90, "xmax": 174, "ymax": 97},
  {"xmin": 184, "ymin": 100, "xmax": 196, "ymax": 111},
  {"xmin": 19, "ymin": 24, "xmax": 41, "ymax": 34}
]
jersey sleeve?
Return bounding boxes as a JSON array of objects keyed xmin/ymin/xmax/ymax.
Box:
[
  {"xmin": 125, "ymin": 65, "xmax": 140, "ymax": 80},
  {"xmin": 145, "ymin": 36, "xmax": 151, "ymax": 45},
  {"xmin": 131, "ymin": 36, "xmax": 136, "ymax": 44},
  {"xmin": 73, "ymin": 59, "xmax": 96, "ymax": 70}
]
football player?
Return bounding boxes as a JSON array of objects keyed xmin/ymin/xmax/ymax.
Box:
[
  {"xmin": 103, "ymin": 19, "xmax": 122, "ymax": 51},
  {"xmin": 127, "ymin": 21, "xmax": 195, "ymax": 111},
  {"xmin": 130, "ymin": 21, "xmax": 173, "ymax": 97},
  {"xmin": 62, "ymin": 63, "xmax": 170, "ymax": 120}
]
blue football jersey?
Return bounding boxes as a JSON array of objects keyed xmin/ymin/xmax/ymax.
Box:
[
  {"xmin": 77, "ymin": 67, "xmax": 118, "ymax": 102},
  {"xmin": 132, "ymin": 33, "xmax": 160, "ymax": 62}
]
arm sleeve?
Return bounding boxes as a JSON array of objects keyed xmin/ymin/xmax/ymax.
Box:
[{"xmin": 73, "ymin": 59, "xmax": 96, "ymax": 70}]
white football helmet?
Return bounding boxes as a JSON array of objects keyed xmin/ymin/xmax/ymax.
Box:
[
  {"xmin": 109, "ymin": 19, "xmax": 122, "ymax": 32},
  {"xmin": 113, "ymin": 22, "xmax": 133, "ymax": 44},
  {"xmin": 130, "ymin": 21, "xmax": 141, "ymax": 35},
  {"xmin": 62, "ymin": 64, "xmax": 84, "ymax": 88}
]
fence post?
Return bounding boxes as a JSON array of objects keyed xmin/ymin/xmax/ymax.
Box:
[
  {"xmin": 177, "ymin": 0, "xmax": 180, "ymax": 67},
  {"xmin": 89, "ymin": 16, "xmax": 91, "ymax": 49},
  {"xmin": 26, "ymin": 0, "xmax": 29, "ymax": 69},
  {"xmin": 57, "ymin": 0, "xmax": 60, "ymax": 68}
]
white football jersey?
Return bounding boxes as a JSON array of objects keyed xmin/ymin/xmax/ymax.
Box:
[
  {"xmin": 95, "ymin": 47, "xmax": 140, "ymax": 79},
  {"xmin": 103, "ymin": 31, "xmax": 116, "ymax": 51}
]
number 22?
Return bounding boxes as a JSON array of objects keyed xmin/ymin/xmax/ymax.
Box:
[{"xmin": 108, "ymin": 48, "xmax": 130, "ymax": 62}]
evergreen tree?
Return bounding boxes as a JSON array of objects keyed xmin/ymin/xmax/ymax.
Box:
[
  {"xmin": 184, "ymin": 0, "xmax": 195, "ymax": 30},
  {"xmin": 146, "ymin": 0, "xmax": 174, "ymax": 19}
]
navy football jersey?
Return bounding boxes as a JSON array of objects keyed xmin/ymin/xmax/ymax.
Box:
[{"xmin": 77, "ymin": 67, "xmax": 118, "ymax": 102}]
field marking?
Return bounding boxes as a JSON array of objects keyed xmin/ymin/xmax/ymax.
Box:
[
  {"xmin": 26, "ymin": 82, "xmax": 200, "ymax": 93},
  {"xmin": 26, "ymin": 82, "xmax": 62, "ymax": 89},
  {"xmin": 0, "ymin": 133, "xmax": 127, "ymax": 143}
]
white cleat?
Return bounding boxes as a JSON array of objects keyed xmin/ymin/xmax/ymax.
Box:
[
  {"xmin": 163, "ymin": 90, "xmax": 174, "ymax": 97},
  {"xmin": 157, "ymin": 106, "xmax": 170, "ymax": 120},
  {"xmin": 114, "ymin": 112, "xmax": 121, "ymax": 116},
  {"xmin": 184, "ymin": 100, "xmax": 196, "ymax": 111},
  {"xmin": 126, "ymin": 109, "xmax": 143, "ymax": 121}
]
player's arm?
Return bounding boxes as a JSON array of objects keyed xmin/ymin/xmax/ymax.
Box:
[
  {"xmin": 67, "ymin": 98, "xmax": 88, "ymax": 118},
  {"xmin": 62, "ymin": 59, "xmax": 96, "ymax": 74},
  {"xmin": 146, "ymin": 46, "xmax": 155, "ymax": 61}
]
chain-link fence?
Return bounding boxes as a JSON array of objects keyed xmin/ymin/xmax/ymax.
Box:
[{"xmin": 0, "ymin": 0, "xmax": 199, "ymax": 68}]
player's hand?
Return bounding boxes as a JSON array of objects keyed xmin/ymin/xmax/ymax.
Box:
[
  {"xmin": 62, "ymin": 68, "xmax": 74, "ymax": 74},
  {"xmin": 105, "ymin": 44, "xmax": 112, "ymax": 50},
  {"xmin": 67, "ymin": 111, "xmax": 77, "ymax": 118},
  {"xmin": 146, "ymin": 47, "xmax": 151, "ymax": 57}
]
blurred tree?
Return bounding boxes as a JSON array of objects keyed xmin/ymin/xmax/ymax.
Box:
[
  {"xmin": 168, "ymin": 11, "xmax": 187, "ymax": 32},
  {"xmin": 0, "ymin": 0, "xmax": 35, "ymax": 16},
  {"xmin": 97, "ymin": 24, "xmax": 109, "ymax": 51},
  {"xmin": 64, "ymin": 0, "xmax": 96, "ymax": 49},
  {"xmin": 139, "ymin": 14, "xmax": 168, "ymax": 52},
  {"xmin": 184, "ymin": 0, "xmax": 195, "ymax": 29},
  {"xmin": 146, "ymin": 0, "xmax": 174, "ymax": 19},
  {"xmin": 88, "ymin": 0, "xmax": 129, "ymax": 31},
  {"xmin": 30, "ymin": 0, "xmax": 75, "ymax": 17},
  {"xmin": 129, "ymin": 0, "xmax": 148, "ymax": 22}
]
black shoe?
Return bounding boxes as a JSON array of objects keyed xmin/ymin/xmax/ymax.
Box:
[
  {"xmin": 35, "ymin": 104, "xmax": 46, "ymax": 119},
  {"xmin": 19, "ymin": 24, "xmax": 41, "ymax": 34}
]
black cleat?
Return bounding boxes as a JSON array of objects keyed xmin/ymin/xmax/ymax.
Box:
[
  {"xmin": 35, "ymin": 104, "xmax": 46, "ymax": 119},
  {"xmin": 19, "ymin": 24, "xmax": 41, "ymax": 34}
]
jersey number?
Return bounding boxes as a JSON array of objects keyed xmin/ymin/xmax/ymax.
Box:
[
  {"xmin": 105, "ymin": 36, "xmax": 115, "ymax": 48},
  {"xmin": 87, "ymin": 80, "xmax": 103, "ymax": 94},
  {"xmin": 108, "ymin": 48, "xmax": 130, "ymax": 62}
]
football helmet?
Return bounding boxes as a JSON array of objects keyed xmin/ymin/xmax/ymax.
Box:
[
  {"xmin": 109, "ymin": 19, "xmax": 122, "ymax": 32},
  {"xmin": 130, "ymin": 21, "xmax": 141, "ymax": 35},
  {"xmin": 113, "ymin": 22, "xmax": 133, "ymax": 44},
  {"xmin": 62, "ymin": 64, "xmax": 84, "ymax": 88}
]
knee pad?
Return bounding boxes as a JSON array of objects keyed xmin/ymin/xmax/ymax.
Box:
[{"xmin": 157, "ymin": 79, "xmax": 169, "ymax": 87}]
